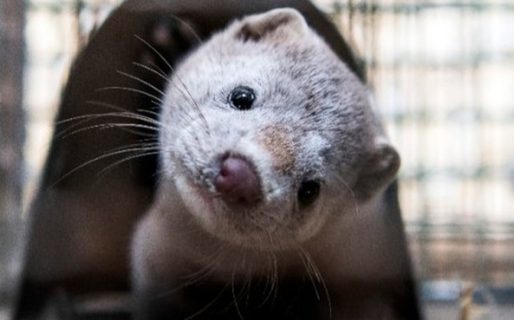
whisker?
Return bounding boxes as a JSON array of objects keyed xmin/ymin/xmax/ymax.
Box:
[
  {"xmin": 298, "ymin": 250, "xmax": 321, "ymax": 301},
  {"xmin": 137, "ymin": 108, "xmax": 160, "ymax": 118},
  {"xmin": 97, "ymin": 150, "xmax": 160, "ymax": 178},
  {"xmin": 135, "ymin": 34, "xmax": 173, "ymax": 72},
  {"xmin": 103, "ymin": 142, "xmax": 159, "ymax": 153},
  {"xmin": 132, "ymin": 59, "xmax": 197, "ymax": 123},
  {"xmin": 51, "ymin": 147, "xmax": 160, "ymax": 187},
  {"xmin": 179, "ymin": 249, "xmax": 224, "ymax": 283},
  {"xmin": 240, "ymin": 252, "xmax": 253, "ymax": 307},
  {"xmin": 231, "ymin": 271, "xmax": 244, "ymax": 320},
  {"xmin": 135, "ymin": 39, "xmax": 213, "ymax": 144},
  {"xmin": 83, "ymin": 100, "xmax": 164, "ymax": 137},
  {"xmin": 179, "ymin": 127, "xmax": 211, "ymax": 166},
  {"xmin": 103, "ymin": 142, "xmax": 160, "ymax": 153},
  {"xmin": 271, "ymin": 252, "xmax": 279, "ymax": 303},
  {"xmin": 56, "ymin": 118, "xmax": 158, "ymax": 140},
  {"xmin": 149, "ymin": 245, "xmax": 228, "ymax": 319},
  {"xmin": 86, "ymin": 99, "xmax": 133, "ymax": 112},
  {"xmin": 107, "ymin": 142, "xmax": 160, "ymax": 154},
  {"xmin": 138, "ymin": 60, "xmax": 168, "ymax": 78},
  {"xmin": 133, "ymin": 61, "xmax": 169, "ymax": 83},
  {"xmin": 133, "ymin": 61, "xmax": 209, "ymax": 137},
  {"xmin": 57, "ymin": 111, "xmax": 161, "ymax": 127},
  {"xmin": 263, "ymin": 252, "xmax": 279, "ymax": 306},
  {"xmin": 85, "ymin": 100, "xmax": 164, "ymax": 127},
  {"xmin": 171, "ymin": 76, "xmax": 212, "ymax": 137},
  {"xmin": 258, "ymin": 233, "xmax": 279, "ymax": 307},
  {"xmin": 234, "ymin": 249, "xmax": 251, "ymax": 305},
  {"xmin": 170, "ymin": 15, "xmax": 203, "ymax": 45},
  {"xmin": 117, "ymin": 70, "xmax": 165, "ymax": 96},
  {"xmin": 57, "ymin": 123, "xmax": 159, "ymax": 140},
  {"xmin": 96, "ymin": 86, "xmax": 163, "ymax": 103},
  {"xmin": 133, "ymin": 35, "xmax": 211, "ymax": 137},
  {"xmin": 298, "ymin": 247, "xmax": 332, "ymax": 319},
  {"xmin": 155, "ymin": 245, "xmax": 225, "ymax": 299},
  {"xmin": 56, "ymin": 98, "xmax": 160, "ymax": 137},
  {"xmin": 333, "ymin": 175, "xmax": 360, "ymax": 216}
]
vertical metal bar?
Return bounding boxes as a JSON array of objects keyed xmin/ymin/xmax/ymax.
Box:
[{"xmin": 0, "ymin": 0, "xmax": 25, "ymax": 317}]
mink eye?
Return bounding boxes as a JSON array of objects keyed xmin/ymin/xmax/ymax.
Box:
[
  {"xmin": 229, "ymin": 86, "xmax": 255, "ymax": 110},
  {"xmin": 297, "ymin": 180, "xmax": 320, "ymax": 207}
]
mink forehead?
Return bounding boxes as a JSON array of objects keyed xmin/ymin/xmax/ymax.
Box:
[
  {"xmin": 170, "ymin": 23, "xmax": 364, "ymax": 146},
  {"xmin": 179, "ymin": 32, "xmax": 343, "ymax": 101},
  {"xmin": 206, "ymin": 29, "xmax": 326, "ymax": 75}
]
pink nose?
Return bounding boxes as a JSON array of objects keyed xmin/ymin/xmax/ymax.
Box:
[{"xmin": 214, "ymin": 156, "xmax": 261, "ymax": 204}]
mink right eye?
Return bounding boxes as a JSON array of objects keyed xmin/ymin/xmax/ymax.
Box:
[
  {"xmin": 229, "ymin": 86, "xmax": 255, "ymax": 110},
  {"xmin": 297, "ymin": 180, "xmax": 320, "ymax": 207}
]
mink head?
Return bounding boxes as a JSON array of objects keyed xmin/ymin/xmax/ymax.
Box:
[{"xmin": 159, "ymin": 8, "xmax": 400, "ymax": 249}]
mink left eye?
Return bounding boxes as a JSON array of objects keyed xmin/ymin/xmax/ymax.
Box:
[
  {"xmin": 297, "ymin": 180, "xmax": 320, "ymax": 207},
  {"xmin": 229, "ymin": 86, "xmax": 255, "ymax": 110}
]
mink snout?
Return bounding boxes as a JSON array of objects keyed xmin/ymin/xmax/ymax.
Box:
[{"xmin": 214, "ymin": 155, "xmax": 261, "ymax": 205}]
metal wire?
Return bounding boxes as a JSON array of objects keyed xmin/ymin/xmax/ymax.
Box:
[{"xmin": 20, "ymin": 1, "xmax": 514, "ymax": 314}]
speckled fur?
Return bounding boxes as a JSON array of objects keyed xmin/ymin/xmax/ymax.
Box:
[
  {"xmin": 132, "ymin": 8, "xmax": 415, "ymax": 320},
  {"xmin": 258, "ymin": 125, "xmax": 296, "ymax": 173},
  {"xmin": 154, "ymin": 8, "xmax": 381, "ymax": 246}
]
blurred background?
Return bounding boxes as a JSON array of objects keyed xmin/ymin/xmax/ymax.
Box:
[{"xmin": 0, "ymin": 0, "xmax": 513, "ymax": 319}]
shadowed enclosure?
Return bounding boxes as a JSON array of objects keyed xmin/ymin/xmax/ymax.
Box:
[{"xmin": 0, "ymin": 0, "xmax": 513, "ymax": 319}]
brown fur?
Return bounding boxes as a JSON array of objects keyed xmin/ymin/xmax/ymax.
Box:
[
  {"xmin": 258, "ymin": 125, "xmax": 296, "ymax": 173},
  {"xmin": 16, "ymin": 1, "xmax": 419, "ymax": 320}
]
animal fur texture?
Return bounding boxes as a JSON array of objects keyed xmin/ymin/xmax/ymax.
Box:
[
  {"xmin": 132, "ymin": 8, "xmax": 420, "ymax": 320},
  {"xmin": 17, "ymin": 1, "xmax": 420, "ymax": 319}
]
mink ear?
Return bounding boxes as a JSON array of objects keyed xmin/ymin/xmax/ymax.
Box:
[
  {"xmin": 235, "ymin": 8, "xmax": 308, "ymax": 42},
  {"xmin": 354, "ymin": 140, "xmax": 401, "ymax": 201}
]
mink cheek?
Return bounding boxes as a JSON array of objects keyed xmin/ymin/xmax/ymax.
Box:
[{"xmin": 256, "ymin": 125, "xmax": 296, "ymax": 174}]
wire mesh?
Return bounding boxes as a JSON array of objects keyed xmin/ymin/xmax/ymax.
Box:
[{"xmin": 15, "ymin": 0, "xmax": 514, "ymax": 318}]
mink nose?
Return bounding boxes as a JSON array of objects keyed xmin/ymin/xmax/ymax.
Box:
[{"xmin": 214, "ymin": 156, "xmax": 261, "ymax": 204}]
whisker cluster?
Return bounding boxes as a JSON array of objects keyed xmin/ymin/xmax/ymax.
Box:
[{"xmin": 54, "ymin": 32, "xmax": 211, "ymax": 187}]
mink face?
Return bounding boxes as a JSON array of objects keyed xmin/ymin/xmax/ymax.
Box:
[
  {"xmin": 158, "ymin": 9, "xmax": 376, "ymax": 249},
  {"xmin": 131, "ymin": 9, "xmax": 414, "ymax": 320}
]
